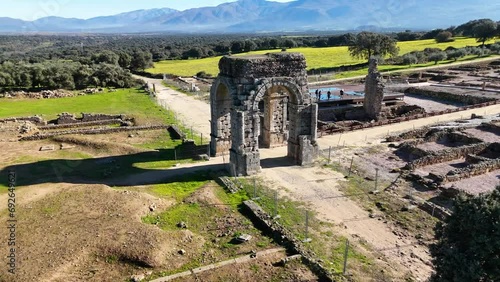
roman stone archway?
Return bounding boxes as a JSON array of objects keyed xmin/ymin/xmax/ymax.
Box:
[{"xmin": 210, "ymin": 52, "xmax": 319, "ymax": 176}]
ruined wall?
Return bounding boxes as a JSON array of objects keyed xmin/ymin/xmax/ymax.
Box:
[
  {"xmin": 445, "ymin": 159, "xmax": 500, "ymax": 183},
  {"xmin": 243, "ymin": 200, "xmax": 334, "ymax": 281},
  {"xmin": 404, "ymin": 87, "xmax": 496, "ymax": 105},
  {"xmin": 364, "ymin": 59, "xmax": 385, "ymax": 120},
  {"xmin": 407, "ymin": 143, "xmax": 490, "ymax": 169},
  {"xmin": 0, "ymin": 116, "xmax": 46, "ymax": 126},
  {"xmin": 19, "ymin": 125, "xmax": 169, "ymax": 141}
]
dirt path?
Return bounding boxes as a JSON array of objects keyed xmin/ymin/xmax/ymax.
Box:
[
  {"xmin": 133, "ymin": 75, "xmax": 211, "ymax": 137},
  {"xmin": 317, "ymin": 103, "xmax": 500, "ymax": 148},
  {"xmin": 259, "ymin": 162, "xmax": 433, "ymax": 280}
]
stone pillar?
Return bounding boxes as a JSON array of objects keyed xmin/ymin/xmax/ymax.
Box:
[
  {"xmin": 287, "ymin": 104, "xmax": 319, "ymax": 164},
  {"xmin": 364, "ymin": 58, "xmax": 385, "ymax": 120},
  {"xmin": 230, "ymin": 110, "xmax": 261, "ymax": 176}
]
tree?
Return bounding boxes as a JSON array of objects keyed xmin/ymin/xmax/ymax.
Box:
[
  {"xmin": 230, "ymin": 41, "xmax": 244, "ymax": 53},
  {"xmin": 428, "ymin": 52, "xmax": 447, "ymax": 64},
  {"xmin": 182, "ymin": 47, "xmax": 203, "ymax": 59},
  {"xmin": 446, "ymin": 48, "xmax": 467, "ymax": 61},
  {"xmin": 269, "ymin": 38, "xmax": 279, "ymax": 49},
  {"xmin": 402, "ymin": 53, "xmax": 418, "ymax": 66},
  {"xmin": 91, "ymin": 50, "xmax": 119, "ymax": 65},
  {"xmin": 348, "ymin": 32, "xmax": 399, "ymax": 62},
  {"xmin": 283, "ymin": 39, "xmax": 297, "ymax": 49},
  {"xmin": 435, "ymin": 31, "xmax": 454, "ymax": 43},
  {"xmin": 490, "ymin": 42, "xmax": 500, "ymax": 54},
  {"xmin": 129, "ymin": 51, "xmax": 153, "ymax": 72},
  {"xmin": 243, "ymin": 40, "xmax": 257, "ymax": 52},
  {"xmin": 430, "ymin": 187, "xmax": 500, "ymax": 282},
  {"xmin": 472, "ymin": 19, "xmax": 498, "ymax": 47}
]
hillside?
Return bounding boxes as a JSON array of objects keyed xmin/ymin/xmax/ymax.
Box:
[{"xmin": 0, "ymin": 0, "xmax": 499, "ymax": 33}]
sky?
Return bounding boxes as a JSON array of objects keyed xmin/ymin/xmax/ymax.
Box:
[{"xmin": 2, "ymin": 0, "xmax": 294, "ymax": 20}]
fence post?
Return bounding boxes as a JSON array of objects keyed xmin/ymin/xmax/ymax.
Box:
[
  {"xmin": 347, "ymin": 157, "xmax": 354, "ymax": 178},
  {"xmin": 174, "ymin": 149, "xmax": 177, "ymax": 161},
  {"xmin": 328, "ymin": 146, "xmax": 332, "ymax": 164},
  {"xmin": 253, "ymin": 178, "xmax": 257, "ymax": 199},
  {"xmin": 343, "ymin": 239, "xmax": 350, "ymax": 275},
  {"xmin": 374, "ymin": 168, "xmax": 379, "ymax": 193},
  {"xmin": 274, "ymin": 191, "xmax": 279, "ymax": 218},
  {"xmin": 201, "ymin": 133, "xmax": 203, "ymax": 145},
  {"xmin": 304, "ymin": 210, "xmax": 312, "ymax": 243}
]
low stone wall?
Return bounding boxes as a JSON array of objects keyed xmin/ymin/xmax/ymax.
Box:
[
  {"xmin": 386, "ymin": 127, "xmax": 432, "ymax": 142},
  {"xmin": 405, "ymin": 87, "xmax": 497, "ymax": 105},
  {"xmin": 19, "ymin": 125, "xmax": 169, "ymax": 141},
  {"xmin": 445, "ymin": 159, "xmax": 500, "ymax": 183},
  {"xmin": 38, "ymin": 119, "xmax": 124, "ymax": 130},
  {"xmin": 242, "ymin": 200, "xmax": 334, "ymax": 281},
  {"xmin": 55, "ymin": 113, "xmax": 125, "ymax": 124},
  {"xmin": 0, "ymin": 116, "xmax": 46, "ymax": 126},
  {"xmin": 478, "ymin": 122, "xmax": 500, "ymax": 133},
  {"xmin": 397, "ymin": 142, "xmax": 429, "ymax": 159},
  {"xmin": 81, "ymin": 113, "xmax": 124, "ymax": 122},
  {"xmin": 167, "ymin": 125, "xmax": 184, "ymax": 140},
  {"xmin": 465, "ymin": 154, "xmax": 491, "ymax": 164},
  {"xmin": 419, "ymin": 202, "xmax": 450, "ymax": 221},
  {"xmin": 407, "ymin": 143, "xmax": 490, "ymax": 169}
]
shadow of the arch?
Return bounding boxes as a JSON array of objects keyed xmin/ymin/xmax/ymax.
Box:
[{"xmin": 0, "ymin": 148, "xmax": 225, "ymax": 188}]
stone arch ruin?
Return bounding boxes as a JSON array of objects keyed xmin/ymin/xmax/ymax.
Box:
[{"xmin": 210, "ymin": 52, "xmax": 319, "ymax": 176}]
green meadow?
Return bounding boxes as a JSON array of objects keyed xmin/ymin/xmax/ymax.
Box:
[{"xmin": 146, "ymin": 37, "xmax": 497, "ymax": 77}]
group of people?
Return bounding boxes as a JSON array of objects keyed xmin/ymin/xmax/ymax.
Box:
[{"xmin": 314, "ymin": 88, "xmax": 345, "ymax": 101}]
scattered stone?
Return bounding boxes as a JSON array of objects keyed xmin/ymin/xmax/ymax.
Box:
[
  {"xmin": 235, "ymin": 234, "xmax": 252, "ymax": 243},
  {"xmin": 178, "ymin": 249, "xmax": 186, "ymax": 255},
  {"xmin": 194, "ymin": 154, "xmax": 210, "ymax": 161},
  {"xmin": 131, "ymin": 274, "xmax": 145, "ymax": 282},
  {"xmin": 40, "ymin": 145, "xmax": 55, "ymax": 151},
  {"xmin": 128, "ymin": 134, "xmax": 135, "ymax": 138},
  {"xmin": 149, "ymin": 204, "xmax": 156, "ymax": 212},
  {"xmin": 60, "ymin": 144, "xmax": 75, "ymax": 150},
  {"xmin": 177, "ymin": 222, "xmax": 187, "ymax": 229}
]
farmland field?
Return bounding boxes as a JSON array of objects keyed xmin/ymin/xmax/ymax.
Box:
[{"xmin": 146, "ymin": 37, "xmax": 497, "ymax": 77}]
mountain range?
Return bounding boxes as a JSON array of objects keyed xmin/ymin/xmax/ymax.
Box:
[{"xmin": 0, "ymin": 0, "xmax": 499, "ymax": 33}]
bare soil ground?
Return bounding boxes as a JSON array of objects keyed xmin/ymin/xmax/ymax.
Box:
[
  {"xmin": 443, "ymin": 171, "xmax": 500, "ymax": 195},
  {"xmin": 0, "ymin": 183, "xmax": 178, "ymax": 282},
  {"xmin": 259, "ymin": 148, "xmax": 434, "ymax": 281},
  {"xmin": 171, "ymin": 252, "xmax": 317, "ymax": 282},
  {"xmin": 0, "ymin": 124, "xmax": 317, "ymax": 282},
  {"xmin": 464, "ymin": 127, "xmax": 500, "ymax": 143},
  {"xmin": 403, "ymin": 94, "xmax": 462, "ymax": 113}
]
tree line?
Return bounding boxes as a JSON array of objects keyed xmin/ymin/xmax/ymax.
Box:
[
  {"xmin": 0, "ymin": 18, "xmax": 498, "ymax": 90},
  {"xmin": 0, "ymin": 60, "xmax": 136, "ymax": 90}
]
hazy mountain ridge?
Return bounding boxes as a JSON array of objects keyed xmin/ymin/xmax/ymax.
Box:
[{"xmin": 0, "ymin": 0, "xmax": 498, "ymax": 33}]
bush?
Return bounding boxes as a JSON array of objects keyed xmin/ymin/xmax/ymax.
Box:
[
  {"xmin": 446, "ymin": 49, "xmax": 467, "ymax": 61},
  {"xmin": 435, "ymin": 31, "xmax": 454, "ymax": 43},
  {"xmin": 428, "ymin": 52, "xmax": 448, "ymax": 64},
  {"xmin": 402, "ymin": 53, "xmax": 418, "ymax": 66},
  {"xmin": 489, "ymin": 42, "xmax": 500, "ymax": 54}
]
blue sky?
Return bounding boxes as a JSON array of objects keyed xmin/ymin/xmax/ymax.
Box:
[{"xmin": 2, "ymin": 0, "xmax": 293, "ymax": 20}]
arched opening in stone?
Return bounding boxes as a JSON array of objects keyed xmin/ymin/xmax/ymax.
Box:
[
  {"xmin": 213, "ymin": 82, "xmax": 232, "ymax": 156},
  {"xmin": 258, "ymin": 85, "xmax": 293, "ymax": 149}
]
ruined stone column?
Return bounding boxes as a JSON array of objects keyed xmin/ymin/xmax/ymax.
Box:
[{"xmin": 364, "ymin": 58, "xmax": 385, "ymax": 120}]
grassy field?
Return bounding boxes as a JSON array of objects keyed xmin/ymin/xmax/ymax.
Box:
[
  {"xmin": 147, "ymin": 37, "xmax": 497, "ymax": 77},
  {"xmin": 0, "ymin": 89, "xmax": 169, "ymax": 123}
]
